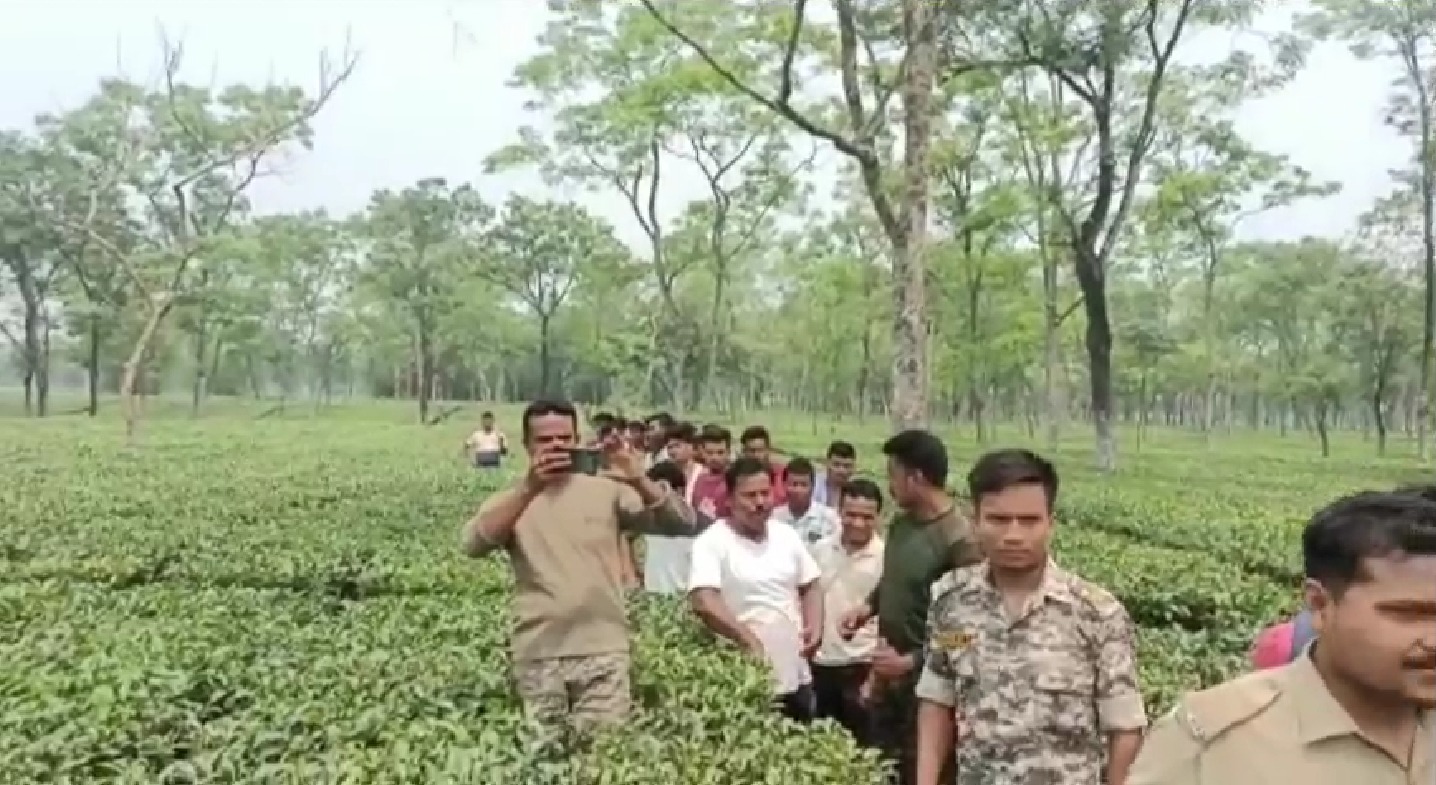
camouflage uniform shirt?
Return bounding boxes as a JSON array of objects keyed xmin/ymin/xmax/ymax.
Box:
[{"xmin": 915, "ymin": 560, "xmax": 1148, "ymax": 785}]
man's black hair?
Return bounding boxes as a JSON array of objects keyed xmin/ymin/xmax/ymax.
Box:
[
  {"xmin": 966, "ymin": 449, "xmax": 1059, "ymax": 510},
  {"xmin": 1395, "ymin": 483, "xmax": 1436, "ymax": 504},
  {"xmin": 700, "ymin": 424, "xmax": 731, "ymax": 446},
  {"xmin": 881, "ymin": 429, "xmax": 948, "ymax": 488},
  {"xmin": 826, "ymin": 440, "xmax": 856, "ymax": 460},
  {"xmin": 739, "ymin": 425, "xmax": 771, "ymax": 445},
  {"xmin": 480, "ymin": 410, "xmax": 494, "ymax": 419},
  {"xmin": 724, "ymin": 456, "xmax": 771, "ymax": 493},
  {"xmin": 647, "ymin": 460, "xmax": 689, "ymax": 491},
  {"xmin": 1304, "ymin": 490, "xmax": 1436, "ymax": 596},
  {"xmin": 840, "ymin": 478, "xmax": 883, "ymax": 511},
  {"xmin": 521, "ymin": 399, "xmax": 578, "ymax": 441},
  {"xmin": 646, "ymin": 412, "xmax": 675, "ymax": 428},
  {"xmin": 786, "ymin": 456, "xmax": 815, "ymax": 479},
  {"xmin": 669, "ymin": 421, "xmax": 698, "ymax": 443}
]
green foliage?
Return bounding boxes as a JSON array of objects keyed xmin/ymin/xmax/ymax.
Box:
[
  {"xmin": 0, "ymin": 416, "xmax": 887, "ymax": 785},
  {"xmin": 3, "ymin": 407, "xmax": 1419, "ymax": 781}
]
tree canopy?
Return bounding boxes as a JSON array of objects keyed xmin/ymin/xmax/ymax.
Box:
[{"xmin": 2, "ymin": 4, "xmax": 1431, "ymax": 468}]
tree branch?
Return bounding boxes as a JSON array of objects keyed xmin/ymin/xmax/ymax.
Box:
[{"xmin": 637, "ymin": 0, "xmax": 867, "ymax": 160}]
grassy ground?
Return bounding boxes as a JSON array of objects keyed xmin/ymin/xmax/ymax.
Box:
[{"xmin": 0, "ymin": 395, "xmax": 1426, "ymax": 783}]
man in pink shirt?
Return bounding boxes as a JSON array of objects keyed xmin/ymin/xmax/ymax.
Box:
[{"xmin": 690, "ymin": 424, "xmax": 732, "ymax": 521}]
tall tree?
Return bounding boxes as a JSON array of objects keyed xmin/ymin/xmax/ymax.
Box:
[
  {"xmin": 1299, "ymin": 0, "xmax": 1436, "ymax": 460},
  {"xmin": 32, "ymin": 40, "xmax": 355, "ymax": 439},
  {"xmin": 354, "ymin": 178, "xmax": 490, "ymax": 424},
  {"xmin": 0, "ymin": 132, "xmax": 65, "ymax": 415},
  {"xmin": 637, "ymin": 0, "xmax": 956, "ymax": 428},
  {"xmin": 995, "ymin": 0, "xmax": 1295, "ymax": 470},
  {"xmin": 480, "ymin": 196, "xmax": 629, "ymax": 397}
]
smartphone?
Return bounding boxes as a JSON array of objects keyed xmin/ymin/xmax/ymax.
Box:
[{"xmin": 566, "ymin": 447, "xmax": 603, "ymax": 476}]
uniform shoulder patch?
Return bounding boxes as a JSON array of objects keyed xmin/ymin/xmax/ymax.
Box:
[
  {"xmin": 1070, "ymin": 576, "xmax": 1123, "ymax": 617},
  {"xmin": 1174, "ymin": 672, "xmax": 1281, "ymax": 744}
]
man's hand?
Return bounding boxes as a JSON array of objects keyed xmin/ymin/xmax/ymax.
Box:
[
  {"xmin": 599, "ymin": 435, "xmax": 645, "ymax": 483},
  {"xmin": 800, "ymin": 624, "xmax": 822, "ymax": 659},
  {"xmin": 739, "ymin": 633, "xmax": 767, "ymax": 661},
  {"xmin": 838, "ymin": 604, "xmax": 873, "ymax": 640},
  {"xmin": 525, "ymin": 445, "xmax": 572, "ymax": 491},
  {"xmin": 857, "ymin": 671, "xmax": 875, "ymax": 707},
  {"xmin": 697, "ymin": 497, "xmax": 718, "ymax": 518},
  {"xmin": 871, "ymin": 639, "xmax": 914, "ymax": 680}
]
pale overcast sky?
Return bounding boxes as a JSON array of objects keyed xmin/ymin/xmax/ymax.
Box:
[{"xmin": 0, "ymin": 0, "xmax": 1409, "ymax": 248}]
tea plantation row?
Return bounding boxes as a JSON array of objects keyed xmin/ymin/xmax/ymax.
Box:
[{"xmin": 0, "ymin": 415, "xmax": 1417, "ymax": 784}]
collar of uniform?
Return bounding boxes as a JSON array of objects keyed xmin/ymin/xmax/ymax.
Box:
[
  {"xmin": 975, "ymin": 559, "xmax": 1076, "ymax": 606},
  {"xmin": 1287, "ymin": 651, "xmax": 1364, "ymax": 744}
]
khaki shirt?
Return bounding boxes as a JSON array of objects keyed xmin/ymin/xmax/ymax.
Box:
[
  {"xmin": 463, "ymin": 475, "xmax": 694, "ymax": 662},
  {"xmin": 810, "ymin": 534, "xmax": 884, "ymax": 666},
  {"xmin": 1128, "ymin": 653, "xmax": 1434, "ymax": 785},
  {"xmin": 916, "ymin": 560, "xmax": 1147, "ymax": 785}
]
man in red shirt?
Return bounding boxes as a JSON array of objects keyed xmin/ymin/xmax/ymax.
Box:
[
  {"xmin": 740, "ymin": 425, "xmax": 788, "ymax": 506},
  {"xmin": 690, "ymin": 424, "xmax": 733, "ymax": 520}
]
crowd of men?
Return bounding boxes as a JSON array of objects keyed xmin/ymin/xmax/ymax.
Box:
[{"xmin": 460, "ymin": 401, "xmax": 1435, "ymax": 785}]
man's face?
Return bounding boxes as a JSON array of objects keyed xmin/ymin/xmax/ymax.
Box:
[
  {"xmin": 974, "ymin": 483, "xmax": 1051, "ymax": 572},
  {"xmin": 625, "ymin": 425, "xmax": 646, "ymax": 448},
  {"xmin": 827, "ymin": 455, "xmax": 856, "ymax": 485},
  {"xmin": 525, "ymin": 413, "xmax": 575, "ymax": 455},
  {"xmin": 886, "ymin": 457, "xmax": 919, "ymax": 509},
  {"xmin": 701, "ymin": 441, "xmax": 729, "ymax": 472},
  {"xmin": 785, "ymin": 473, "xmax": 813, "ymax": 510},
  {"xmin": 1309, "ymin": 553, "xmax": 1436, "ymax": 709},
  {"xmin": 667, "ymin": 439, "xmax": 695, "ymax": 466},
  {"xmin": 839, "ymin": 496, "xmax": 880, "ymax": 544},
  {"xmin": 729, "ymin": 471, "xmax": 773, "ymax": 531},
  {"xmin": 480, "ymin": 415, "xmax": 494, "ymax": 431},
  {"xmin": 741, "ymin": 438, "xmax": 770, "ymax": 465},
  {"xmin": 644, "ymin": 422, "xmax": 667, "ymax": 452}
]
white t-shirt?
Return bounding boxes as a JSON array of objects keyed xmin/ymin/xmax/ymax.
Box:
[
  {"xmin": 641, "ymin": 465, "xmax": 706, "ymax": 595},
  {"xmin": 688, "ymin": 518, "xmax": 821, "ymax": 694}
]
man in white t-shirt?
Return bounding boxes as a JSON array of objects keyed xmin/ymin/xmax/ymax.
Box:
[
  {"xmin": 688, "ymin": 456, "xmax": 823, "ymax": 722},
  {"xmin": 640, "ymin": 458, "xmax": 711, "ymax": 594},
  {"xmin": 463, "ymin": 411, "xmax": 508, "ymax": 469}
]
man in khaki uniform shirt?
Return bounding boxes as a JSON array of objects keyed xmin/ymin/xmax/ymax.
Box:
[
  {"xmin": 1129, "ymin": 490, "xmax": 1436, "ymax": 785},
  {"xmin": 460, "ymin": 400, "xmax": 696, "ymax": 731}
]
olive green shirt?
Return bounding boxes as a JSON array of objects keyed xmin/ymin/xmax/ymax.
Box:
[{"xmin": 868, "ymin": 504, "xmax": 980, "ymax": 655}]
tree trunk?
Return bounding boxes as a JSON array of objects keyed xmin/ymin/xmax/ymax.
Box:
[
  {"xmin": 1074, "ymin": 250, "xmax": 1116, "ymax": 472},
  {"xmin": 191, "ymin": 324, "xmax": 209, "ymax": 417},
  {"xmin": 890, "ymin": 0, "xmax": 936, "ymax": 430},
  {"xmin": 417, "ymin": 319, "xmax": 434, "ymax": 424},
  {"xmin": 85, "ymin": 316, "xmax": 101, "ymax": 416},
  {"xmin": 120, "ymin": 300, "xmax": 173, "ymax": 443},
  {"xmin": 36, "ymin": 314, "xmax": 50, "ymax": 417},
  {"xmin": 538, "ymin": 313, "xmax": 553, "ymax": 398}
]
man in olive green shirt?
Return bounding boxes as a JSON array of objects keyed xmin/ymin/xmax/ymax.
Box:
[{"xmin": 838, "ymin": 429, "xmax": 980, "ymax": 785}]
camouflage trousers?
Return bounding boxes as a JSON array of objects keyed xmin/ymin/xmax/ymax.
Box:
[
  {"xmin": 871, "ymin": 675, "xmax": 955, "ymax": 785},
  {"xmin": 512, "ymin": 652, "xmax": 632, "ymax": 731}
]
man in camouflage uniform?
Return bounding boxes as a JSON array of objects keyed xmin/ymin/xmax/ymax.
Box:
[{"xmin": 913, "ymin": 449, "xmax": 1147, "ymax": 785}]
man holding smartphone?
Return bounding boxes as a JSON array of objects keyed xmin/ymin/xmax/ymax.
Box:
[{"xmin": 459, "ymin": 399, "xmax": 698, "ymax": 731}]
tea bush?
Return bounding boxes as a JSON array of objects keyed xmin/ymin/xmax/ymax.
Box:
[{"xmin": 0, "ymin": 413, "xmax": 1417, "ymax": 783}]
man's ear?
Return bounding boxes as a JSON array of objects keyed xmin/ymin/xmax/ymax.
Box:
[{"xmin": 1303, "ymin": 578, "xmax": 1333, "ymax": 635}]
